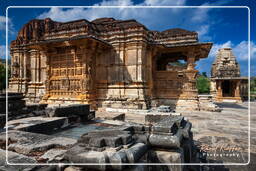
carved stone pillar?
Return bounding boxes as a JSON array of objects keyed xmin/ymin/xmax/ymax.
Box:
[
  {"xmin": 218, "ymin": 81, "xmax": 222, "ymax": 96},
  {"xmin": 181, "ymin": 51, "xmax": 198, "ymax": 99},
  {"xmin": 29, "ymin": 49, "xmax": 38, "ymax": 83},
  {"xmin": 235, "ymin": 80, "xmax": 241, "ymax": 98},
  {"xmin": 41, "ymin": 49, "xmax": 53, "ymax": 102},
  {"xmin": 36, "ymin": 50, "xmax": 40, "ymax": 83},
  {"xmin": 23, "ymin": 50, "xmax": 28, "ymax": 79},
  {"xmin": 20, "ymin": 52, "xmax": 23, "ymax": 78},
  {"xmin": 80, "ymin": 44, "xmax": 96, "ymax": 106},
  {"xmin": 176, "ymin": 50, "xmax": 199, "ymax": 111}
]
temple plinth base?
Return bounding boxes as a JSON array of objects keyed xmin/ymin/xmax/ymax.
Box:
[
  {"xmin": 215, "ymin": 96, "xmax": 242, "ymax": 103},
  {"xmin": 176, "ymin": 99, "xmax": 199, "ymax": 111}
]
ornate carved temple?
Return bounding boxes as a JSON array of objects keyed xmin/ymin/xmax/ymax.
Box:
[
  {"xmin": 211, "ymin": 48, "xmax": 248, "ymax": 102},
  {"xmin": 9, "ymin": 18, "xmax": 212, "ymax": 110}
]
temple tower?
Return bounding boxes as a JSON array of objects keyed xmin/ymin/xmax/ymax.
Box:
[{"xmin": 211, "ymin": 48, "xmax": 248, "ymax": 102}]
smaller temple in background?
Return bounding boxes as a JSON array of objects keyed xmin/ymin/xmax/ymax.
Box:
[{"xmin": 211, "ymin": 48, "xmax": 248, "ymax": 102}]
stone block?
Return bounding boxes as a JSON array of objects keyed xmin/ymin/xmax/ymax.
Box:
[
  {"xmin": 7, "ymin": 116, "xmax": 69, "ymax": 134},
  {"xmin": 119, "ymin": 133, "xmax": 133, "ymax": 145},
  {"xmin": 148, "ymin": 149, "xmax": 184, "ymax": 171},
  {"xmin": 148, "ymin": 134, "xmax": 181, "ymax": 148},
  {"xmin": 0, "ymin": 149, "xmax": 36, "ymax": 169},
  {"xmin": 104, "ymin": 136, "xmax": 123, "ymax": 147},
  {"xmin": 46, "ymin": 104, "xmax": 92, "ymax": 121},
  {"xmin": 79, "ymin": 129, "xmax": 133, "ymax": 148},
  {"xmin": 0, "ymin": 114, "xmax": 5, "ymax": 129},
  {"xmin": 157, "ymin": 105, "xmax": 173, "ymax": 112},
  {"xmin": 107, "ymin": 150, "xmax": 128, "ymax": 170},
  {"xmin": 65, "ymin": 150, "xmax": 107, "ymax": 170},
  {"xmin": 124, "ymin": 143, "xmax": 148, "ymax": 163},
  {"xmin": 64, "ymin": 166, "xmax": 84, "ymax": 171},
  {"xmin": 39, "ymin": 149, "xmax": 67, "ymax": 162},
  {"xmin": 88, "ymin": 137, "xmax": 105, "ymax": 148},
  {"xmin": 145, "ymin": 113, "xmax": 170, "ymax": 124},
  {"xmin": 1, "ymin": 130, "xmax": 76, "ymax": 156},
  {"xmin": 152, "ymin": 116, "xmax": 186, "ymax": 134}
]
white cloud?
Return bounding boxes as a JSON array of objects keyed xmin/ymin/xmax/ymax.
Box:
[
  {"xmin": 191, "ymin": 8, "xmax": 209, "ymax": 22},
  {"xmin": 143, "ymin": 0, "xmax": 186, "ymax": 6},
  {"xmin": 208, "ymin": 40, "xmax": 255, "ymax": 61},
  {"xmin": 208, "ymin": 41, "xmax": 232, "ymax": 58},
  {"xmin": 37, "ymin": 0, "xmax": 187, "ymax": 23},
  {"xmin": 233, "ymin": 41, "xmax": 256, "ymax": 61},
  {"xmin": 0, "ymin": 15, "xmax": 15, "ymax": 37},
  {"xmin": 0, "ymin": 45, "xmax": 7, "ymax": 59},
  {"xmin": 36, "ymin": 0, "xmax": 254, "ymax": 62},
  {"xmin": 0, "ymin": 16, "xmax": 7, "ymax": 30},
  {"xmin": 38, "ymin": 0, "xmax": 226, "ymax": 41},
  {"xmin": 197, "ymin": 25, "xmax": 211, "ymax": 40}
]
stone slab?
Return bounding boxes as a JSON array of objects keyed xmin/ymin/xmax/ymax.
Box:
[
  {"xmin": 96, "ymin": 111, "xmax": 125, "ymax": 121},
  {"xmin": 45, "ymin": 104, "xmax": 91, "ymax": 120},
  {"xmin": 0, "ymin": 114, "xmax": 5, "ymax": 129},
  {"xmin": 7, "ymin": 116, "xmax": 69, "ymax": 134},
  {"xmin": 0, "ymin": 149, "xmax": 36, "ymax": 170},
  {"xmin": 0, "ymin": 130, "xmax": 76, "ymax": 156},
  {"xmin": 145, "ymin": 113, "xmax": 170, "ymax": 124},
  {"xmin": 39, "ymin": 148, "xmax": 67, "ymax": 162},
  {"xmin": 148, "ymin": 149, "xmax": 184, "ymax": 171}
]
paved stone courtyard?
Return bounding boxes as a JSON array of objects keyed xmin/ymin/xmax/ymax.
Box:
[
  {"xmin": 0, "ymin": 100, "xmax": 255, "ymax": 170},
  {"xmin": 117, "ymin": 101, "xmax": 255, "ymax": 170},
  {"xmin": 183, "ymin": 101, "xmax": 255, "ymax": 171}
]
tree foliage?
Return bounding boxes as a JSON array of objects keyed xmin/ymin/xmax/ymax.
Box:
[
  {"xmin": 0, "ymin": 62, "xmax": 9, "ymax": 91},
  {"xmin": 251, "ymin": 77, "xmax": 256, "ymax": 92},
  {"xmin": 0, "ymin": 63, "xmax": 6, "ymax": 90},
  {"xmin": 196, "ymin": 74, "xmax": 210, "ymax": 94}
]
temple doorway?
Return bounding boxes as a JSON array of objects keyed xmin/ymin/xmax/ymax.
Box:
[{"xmin": 222, "ymin": 80, "xmax": 233, "ymax": 97}]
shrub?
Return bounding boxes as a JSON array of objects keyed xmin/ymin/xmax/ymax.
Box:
[{"xmin": 196, "ymin": 75, "xmax": 210, "ymax": 94}]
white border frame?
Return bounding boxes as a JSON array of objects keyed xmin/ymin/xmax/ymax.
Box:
[{"xmin": 5, "ymin": 5, "xmax": 251, "ymax": 166}]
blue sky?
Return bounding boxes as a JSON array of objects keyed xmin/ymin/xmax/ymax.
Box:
[{"xmin": 0, "ymin": 0, "xmax": 255, "ymax": 76}]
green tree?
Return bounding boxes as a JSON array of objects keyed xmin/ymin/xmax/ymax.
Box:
[
  {"xmin": 251, "ymin": 77, "xmax": 256, "ymax": 92},
  {"xmin": 202, "ymin": 72, "xmax": 207, "ymax": 77},
  {"xmin": 196, "ymin": 74, "xmax": 210, "ymax": 94},
  {"xmin": 0, "ymin": 63, "xmax": 6, "ymax": 91}
]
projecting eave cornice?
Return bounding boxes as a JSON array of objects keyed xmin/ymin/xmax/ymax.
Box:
[
  {"xmin": 211, "ymin": 77, "xmax": 248, "ymax": 80},
  {"xmin": 152, "ymin": 42, "xmax": 213, "ymax": 60},
  {"xmin": 25, "ymin": 35, "xmax": 112, "ymax": 49}
]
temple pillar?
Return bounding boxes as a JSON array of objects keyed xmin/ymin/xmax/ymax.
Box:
[
  {"xmin": 41, "ymin": 50, "xmax": 50, "ymax": 102},
  {"xmin": 234, "ymin": 80, "xmax": 242, "ymax": 102},
  {"xmin": 216, "ymin": 80, "xmax": 223, "ymax": 102},
  {"xmin": 234, "ymin": 80, "xmax": 240, "ymax": 97},
  {"xmin": 29, "ymin": 49, "xmax": 37, "ymax": 83},
  {"xmin": 23, "ymin": 50, "xmax": 27, "ymax": 79},
  {"xmin": 80, "ymin": 44, "xmax": 96, "ymax": 108},
  {"xmin": 19, "ymin": 52, "xmax": 23, "ymax": 78},
  {"xmin": 27, "ymin": 49, "xmax": 43, "ymax": 103},
  {"xmin": 182, "ymin": 52, "xmax": 198, "ymax": 98},
  {"xmin": 22, "ymin": 50, "xmax": 30, "ymax": 93},
  {"xmin": 176, "ymin": 50, "xmax": 199, "ymax": 111}
]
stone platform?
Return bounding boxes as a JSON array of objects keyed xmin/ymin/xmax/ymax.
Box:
[
  {"xmin": 7, "ymin": 116, "xmax": 69, "ymax": 134},
  {"xmin": 0, "ymin": 130, "xmax": 77, "ymax": 163}
]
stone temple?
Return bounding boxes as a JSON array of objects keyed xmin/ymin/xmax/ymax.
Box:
[
  {"xmin": 210, "ymin": 48, "xmax": 248, "ymax": 102},
  {"xmin": 9, "ymin": 17, "xmax": 212, "ymax": 110}
]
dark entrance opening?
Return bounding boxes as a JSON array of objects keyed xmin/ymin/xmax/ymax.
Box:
[{"xmin": 222, "ymin": 80, "xmax": 233, "ymax": 97}]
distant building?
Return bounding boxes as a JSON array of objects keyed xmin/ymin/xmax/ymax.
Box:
[
  {"xmin": 211, "ymin": 48, "xmax": 248, "ymax": 102},
  {"xmin": 9, "ymin": 18, "xmax": 213, "ymax": 110}
]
